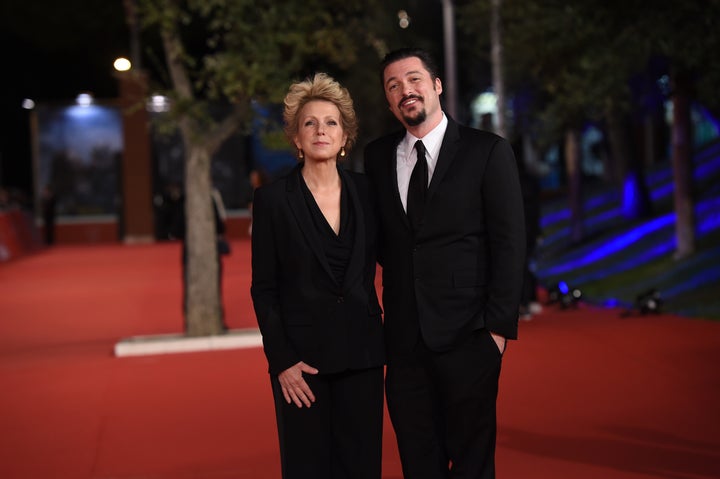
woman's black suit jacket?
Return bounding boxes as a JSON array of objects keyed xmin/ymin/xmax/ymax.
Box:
[{"xmin": 250, "ymin": 164, "xmax": 385, "ymax": 376}]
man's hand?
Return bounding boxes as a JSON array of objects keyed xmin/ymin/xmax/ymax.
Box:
[
  {"xmin": 277, "ymin": 361, "xmax": 319, "ymax": 408},
  {"xmin": 490, "ymin": 332, "xmax": 506, "ymax": 354}
]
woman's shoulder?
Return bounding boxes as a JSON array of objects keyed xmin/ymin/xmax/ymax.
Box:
[{"xmin": 255, "ymin": 166, "xmax": 300, "ymax": 197}]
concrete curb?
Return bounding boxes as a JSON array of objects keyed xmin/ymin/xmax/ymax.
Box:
[{"xmin": 114, "ymin": 328, "xmax": 263, "ymax": 357}]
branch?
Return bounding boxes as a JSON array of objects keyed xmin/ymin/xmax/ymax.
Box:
[
  {"xmin": 205, "ymin": 102, "xmax": 251, "ymax": 154},
  {"xmin": 159, "ymin": 4, "xmax": 193, "ymax": 101}
]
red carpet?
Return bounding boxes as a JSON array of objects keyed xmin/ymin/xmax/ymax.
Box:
[{"xmin": 1, "ymin": 240, "xmax": 719, "ymax": 478}]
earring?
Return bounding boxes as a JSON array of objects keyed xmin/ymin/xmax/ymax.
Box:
[
  {"xmin": 297, "ymin": 149, "xmax": 304, "ymax": 160},
  {"xmin": 340, "ymin": 146, "xmax": 346, "ymax": 157}
]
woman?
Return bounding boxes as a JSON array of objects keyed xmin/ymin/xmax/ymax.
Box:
[{"xmin": 250, "ymin": 73, "xmax": 385, "ymax": 479}]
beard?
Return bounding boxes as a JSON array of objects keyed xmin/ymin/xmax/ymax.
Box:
[
  {"xmin": 402, "ymin": 108, "xmax": 427, "ymax": 126},
  {"xmin": 398, "ymin": 95, "xmax": 427, "ymax": 127}
]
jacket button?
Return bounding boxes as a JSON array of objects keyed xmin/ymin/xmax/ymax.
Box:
[{"xmin": 337, "ymin": 296, "xmax": 344, "ymax": 303}]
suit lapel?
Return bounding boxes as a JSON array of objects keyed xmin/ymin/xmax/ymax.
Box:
[
  {"xmin": 383, "ymin": 119, "xmax": 460, "ymax": 234},
  {"xmin": 427, "ymin": 118, "xmax": 461, "ymax": 204},
  {"xmin": 285, "ymin": 165, "xmax": 337, "ymax": 283},
  {"xmin": 384, "ymin": 133, "xmax": 411, "ymax": 230},
  {"xmin": 340, "ymin": 169, "xmax": 365, "ymax": 287}
]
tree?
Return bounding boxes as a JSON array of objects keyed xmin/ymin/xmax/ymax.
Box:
[
  {"xmin": 134, "ymin": 0, "xmax": 390, "ymax": 336},
  {"xmin": 459, "ymin": 0, "xmax": 720, "ymax": 253},
  {"xmin": 635, "ymin": 0, "xmax": 720, "ymax": 258},
  {"xmin": 500, "ymin": 0, "xmax": 627, "ymax": 241}
]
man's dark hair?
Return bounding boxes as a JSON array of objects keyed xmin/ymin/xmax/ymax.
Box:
[{"xmin": 379, "ymin": 47, "xmax": 440, "ymax": 86}]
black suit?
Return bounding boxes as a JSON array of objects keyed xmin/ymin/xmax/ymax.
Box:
[
  {"xmin": 364, "ymin": 117, "xmax": 525, "ymax": 479},
  {"xmin": 251, "ymin": 164, "xmax": 385, "ymax": 479}
]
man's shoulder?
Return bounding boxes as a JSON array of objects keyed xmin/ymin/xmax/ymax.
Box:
[
  {"xmin": 343, "ymin": 168, "xmax": 368, "ymax": 186},
  {"xmin": 364, "ymin": 131, "xmax": 403, "ymax": 174},
  {"xmin": 366, "ymin": 131, "xmax": 404, "ymax": 151},
  {"xmin": 456, "ymin": 123, "xmax": 504, "ymax": 144}
]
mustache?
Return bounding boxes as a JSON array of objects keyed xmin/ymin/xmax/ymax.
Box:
[{"xmin": 398, "ymin": 94, "xmax": 423, "ymax": 109}]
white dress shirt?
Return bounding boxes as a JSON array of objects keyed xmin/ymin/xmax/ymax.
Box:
[{"xmin": 396, "ymin": 113, "xmax": 449, "ymax": 212}]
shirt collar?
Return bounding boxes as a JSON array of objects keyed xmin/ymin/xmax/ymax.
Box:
[{"xmin": 402, "ymin": 113, "xmax": 448, "ymax": 164}]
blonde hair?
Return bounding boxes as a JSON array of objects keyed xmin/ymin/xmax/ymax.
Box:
[{"xmin": 283, "ymin": 73, "xmax": 358, "ymax": 153}]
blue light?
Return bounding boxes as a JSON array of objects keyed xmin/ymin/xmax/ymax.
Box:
[
  {"xmin": 623, "ymin": 172, "xmax": 639, "ymax": 218},
  {"xmin": 540, "ymin": 142, "xmax": 720, "ymax": 234},
  {"xmin": 540, "ymin": 196, "xmax": 720, "ymax": 281},
  {"xmin": 663, "ymin": 254, "xmax": 720, "ymax": 297},
  {"xmin": 542, "ymin": 213, "xmax": 675, "ymax": 276},
  {"xmin": 603, "ymin": 298, "xmax": 622, "ymax": 307}
]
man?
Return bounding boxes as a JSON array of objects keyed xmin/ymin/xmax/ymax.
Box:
[{"xmin": 364, "ymin": 48, "xmax": 526, "ymax": 479}]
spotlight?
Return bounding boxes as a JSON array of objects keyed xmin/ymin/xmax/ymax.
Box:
[
  {"xmin": 548, "ymin": 281, "xmax": 582, "ymax": 309},
  {"xmin": 113, "ymin": 57, "xmax": 132, "ymax": 72},
  {"xmin": 76, "ymin": 92, "xmax": 93, "ymax": 107},
  {"xmin": 397, "ymin": 10, "xmax": 410, "ymax": 29},
  {"xmin": 635, "ymin": 288, "xmax": 662, "ymax": 315},
  {"xmin": 146, "ymin": 94, "xmax": 171, "ymax": 113}
]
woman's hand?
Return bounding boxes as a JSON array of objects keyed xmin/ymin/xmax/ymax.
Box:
[{"xmin": 277, "ymin": 361, "xmax": 319, "ymax": 408}]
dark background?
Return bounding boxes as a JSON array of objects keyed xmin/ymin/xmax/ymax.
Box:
[
  {"xmin": 0, "ymin": 1, "xmax": 463, "ymax": 206},
  {"xmin": 0, "ymin": 1, "xmax": 130, "ymax": 200}
]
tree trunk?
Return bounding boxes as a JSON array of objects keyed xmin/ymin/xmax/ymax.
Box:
[
  {"xmin": 670, "ymin": 70, "xmax": 695, "ymax": 259},
  {"xmin": 604, "ymin": 107, "xmax": 628, "ymax": 186},
  {"xmin": 605, "ymin": 107, "xmax": 653, "ymax": 219},
  {"xmin": 184, "ymin": 142, "xmax": 224, "ymax": 336},
  {"xmin": 490, "ymin": 0, "xmax": 506, "ymax": 138},
  {"xmin": 158, "ymin": 6, "xmax": 247, "ymax": 337},
  {"xmin": 441, "ymin": 0, "xmax": 458, "ymax": 120},
  {"xmin": 564, "ymin": 128, "xmax": 584, "ymax": 243},
  {"xmin": 642, "ymin": 113, "xmax": 656, "ymax": 169},
  {"xmin": 160, "ymin": 12, "xmax": 225, "ymax": 336}
]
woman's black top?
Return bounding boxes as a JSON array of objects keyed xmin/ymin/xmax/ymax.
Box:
[{"xmin": 300, "ymin": 172, "xmax": 355, "ymax": 287}]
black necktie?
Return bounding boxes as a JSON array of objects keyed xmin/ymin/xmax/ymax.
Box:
[{"xmin": 407, "ymin": 140, "xmax": 427, "ymax": 233}]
